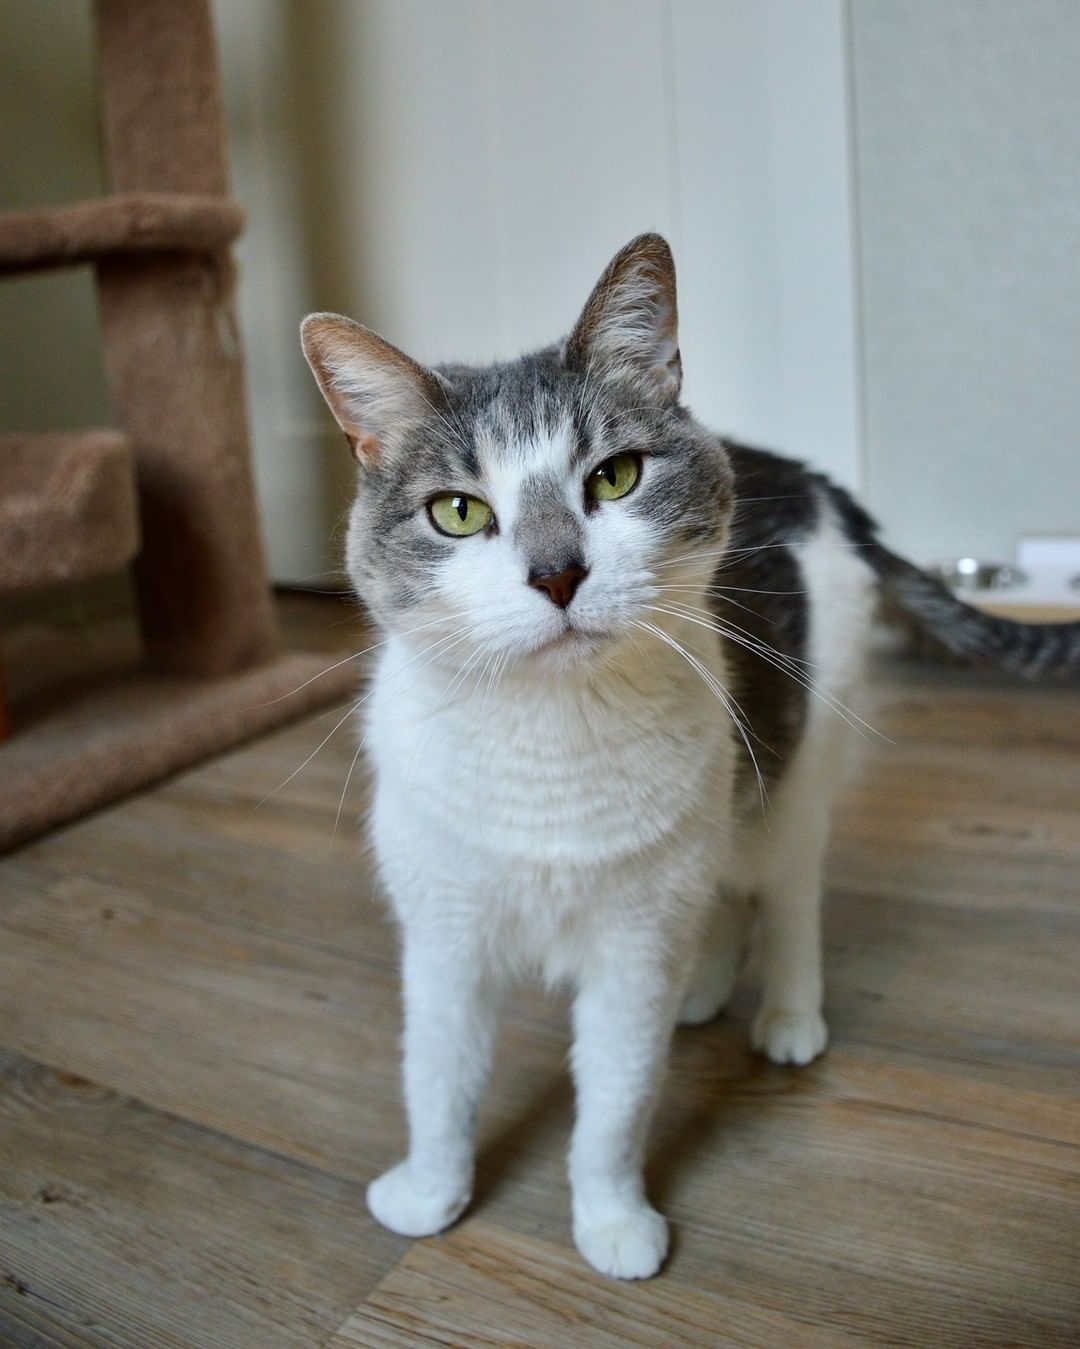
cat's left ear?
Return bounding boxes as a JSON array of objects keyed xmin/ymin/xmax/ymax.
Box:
[
  {"xmin": 564, "ymin": 232, "xmax": 681, "ymax": 405},
  {"xmin": 301, "ymin": 313, "xmax": 447, "ymax": 465}
]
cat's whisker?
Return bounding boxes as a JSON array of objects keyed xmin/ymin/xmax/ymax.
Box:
[
  {"xmin": 636, "ymin": 618, "xmax": 765, "ymax": 778},
  {"xmin": 651, "ymin": 597, "xmax": 841, "ymax": 695},
  {"xmin": 401, "ymin": 637, "xmax": 495, "ymax": 790},
  {"xmin": 646, "ymin": 601, "xmax": 887, "ymax": 743},
  {"xmin": 489, "ymin": 649, "xmax": 507, "ymax": 697},
  {"xmin": 332, "ymin": 626, "xmax": 476, "ymax": 839},
  {"xmin": 467, "ymin": 646, "xmax": 498, "ymax": 711},
  {"xmin": 657, "ymin": 598, "xmax": 856, "ymax": 720},
  {"xmin": 653, "ymin": 607, "xmax": 840, "ymax": 716},
  {"xmin": 653, "ymin": 580, "xmax": 807, "ymax": 598},
  {"xmin": 266, "ymin": 623, "xmax": 473, "ymax": 808},
  {"xmin": 426, "ymin": 634, "xmax": 490, "ymax": 715},
  {"xmin": 711, "ymin": 585, "xmax": 806, "ymax": 597},
  {"xmin": 253, "ymin": 609, "xmax": 472, "ymax": 709},
  {"xmin": 472, "ymin": 647, "xmax": 509, "ymax": 798},
  {"xmin": 656, "ymin": 596, "xmax": 822, "ymax": 672},
  {"xmin": 327, "ymin": 613, "xmax": 367, "ymax": 631},
  {"xmin": 488, "ymin": 648, "xmax": 509, "ymax": 700},
  {"xmin": 620, "ymin": 625, "xmax": 647, "ymax": 666},
  {"xmin": 655, "ymin": 537, "xmax": 878, "ymax": 576},
  {"xmin": 489, "ymin": 647, "xmax": 511, "ymax": 703},
  {"xmin": 640, "ymin": 610, "xmax": 775, "ymax": 753},
  {"xmin": 727, "ymin": 539, "xmax": 877, "ymax": 561},
  {"xmin": 331, "ymin": 731, "xmax": 368, "ymax": 842},
  {"xmin": 653, "ymin": 549, "xmax": 735, "ymax": 574},
  {"xmin": 632, "ymin": 618, "xmax": 769, "ymax": 815},
  {"xmin": 253, "ymin": 640, "xmax": 385, "ymax": 709},
  {"xmin": 387, "ymin": 630, "xmax": 484, "ymax": 799},
  {"xmin": 261, "ymin": 691, "xmax": 372, "ymax": 808},
  {"xmin": 648, "ymin": 584, "xmax": 764, "ymax": 621},
  {"xmin": 449, "ymin": 644, "xmax": 494, "ymax": 709},
  {"xmin": 728, "ymin": 494, "xmax": 806, "ymax": 505},
  {"xmin": 654, "ymin": 540, "xmax": 790, "ymax": 573},
  {"xmin": 285, "ymin": 567, "xmax": 351, "ymax": 585}
]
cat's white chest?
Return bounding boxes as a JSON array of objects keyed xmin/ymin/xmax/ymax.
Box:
[
  {"xmin": 364, "ymin": 635, "xmax": 734, "ymax": 966},
  {"xmin": 371, "ymin": 644, "xmax": 722, "ymax": 855}
]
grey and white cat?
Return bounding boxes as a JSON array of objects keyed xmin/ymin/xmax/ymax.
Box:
[{"xmin": 301, "ymin": 234, "xmax": 1079, "ymax": 1280}]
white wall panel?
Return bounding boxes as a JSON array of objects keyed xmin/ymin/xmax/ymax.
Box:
[
  {"xmin": 669, "ymin": 1, "xmax": 859, "ymax": 484},
  {"xmin": 851, "ymin": 0, "xmax": 1080, "ymax": 564},
  {"xmin": 482, "ymin": 0, "xmax": 676, "ymax": 357}
]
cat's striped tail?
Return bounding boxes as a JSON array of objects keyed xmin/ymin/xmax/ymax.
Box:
[{"xmin": 866, "ymin": 543, "xmax": 1080, "ymax": 680}]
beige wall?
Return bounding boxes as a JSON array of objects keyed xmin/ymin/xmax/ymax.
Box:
[
  {"xmin": 0, "ymin": 1, "xmax": 122, "ymax": 624},
  {"xmin": 0, "ymin": 0, "xmax": 110, "ymax": 435}
]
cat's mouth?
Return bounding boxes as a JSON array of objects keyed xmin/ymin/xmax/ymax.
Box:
[
  {"xmin": 530, "ymin": 622, "xmax": 607, "ymax": 659},
  {"xmin": 534, "ymin": 628, "xmax": 578, "ymax": 654}
]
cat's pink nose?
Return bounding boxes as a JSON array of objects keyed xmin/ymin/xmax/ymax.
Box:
[{"xmin": 528, "ymin": 564, "xmax": 588, "ymax": 609}]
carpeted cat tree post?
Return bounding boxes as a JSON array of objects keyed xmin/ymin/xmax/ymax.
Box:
[{"xmin": 0, "ymin": 0, "xmax": 355, "ymax": 851}]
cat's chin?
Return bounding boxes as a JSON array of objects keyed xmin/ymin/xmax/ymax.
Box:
[{"xmin": 527, "ymin": 624, "xmax": 608, "ymax": 670}]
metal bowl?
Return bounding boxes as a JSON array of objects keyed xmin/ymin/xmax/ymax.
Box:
[{"xmin": 929, "ymin": 558, "xmax": 1029, "ymax": 593}]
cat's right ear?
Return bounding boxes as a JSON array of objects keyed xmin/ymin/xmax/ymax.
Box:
[
  {"xmin": 300, "ymin": 313, "xmax": 446, "ymax": 464},
  {"xmin": 564, "ymin": 233, "xmax": 681, "ymax": 406}
]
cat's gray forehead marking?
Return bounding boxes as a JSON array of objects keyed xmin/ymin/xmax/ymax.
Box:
[
  {"xmin": 438, "ymin": 348, "xmax": 582, "ymax": 466},
  {"xmin": 513, "ymin": 474, "xmax": 585, "ymax": 576}
]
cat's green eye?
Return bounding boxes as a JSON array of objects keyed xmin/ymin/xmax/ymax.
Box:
[
  {"xmin": 587, "ymin": 453, "xmax": 641, "ymax": 503},
  {"xmin": 428, "ymin": 493, "xmax": 494, "ymax": 538}
]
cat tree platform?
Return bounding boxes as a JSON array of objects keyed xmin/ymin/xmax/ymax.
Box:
[
  {"xmin": 0, "ymin": 620, "xmax": 357, "ymax": 853},
  {"xmin": 0, "ymin": 431, "xmax": 139, "ymax": 593},
  {"xmin": 0, "ymin": 193, "xmax": 244, "ymax": 277}
]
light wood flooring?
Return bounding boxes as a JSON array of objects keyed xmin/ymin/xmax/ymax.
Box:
[{"xmin": 0, "ymin": 594, "xmax": 1077, "ymax": 1347}]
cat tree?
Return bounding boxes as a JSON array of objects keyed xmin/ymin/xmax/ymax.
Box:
[{"xmin": 0, "ymin": 0, "xmax": 355, "ymax": 851}]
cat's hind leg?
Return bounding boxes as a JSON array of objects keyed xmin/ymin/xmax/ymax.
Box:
[
  {"xmin": 678, "ymin": 888, "xmax": 750, "ymax": 1026},
  {"xmin": 751, "ymin": 868, "xmax": 829, "ymax": 1067},
  {"xmin": 745, "ymin": 720, "xmax": 850, "ymax": 1066},
  {"xmin": 747, "ymin": 509, "xmax": 875, "ymax": 1064}
]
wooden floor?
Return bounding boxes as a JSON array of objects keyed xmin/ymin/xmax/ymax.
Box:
[{"xmin": 1, "ymin": 595, "xmax": 1077, "ymax": 1347}]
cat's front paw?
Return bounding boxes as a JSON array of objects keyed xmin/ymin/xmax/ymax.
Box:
[
  {"xmin": 366, "ymin": 1162, "xmax": 471, "ymax": 1238},
  {"xmin": 752, "ymin": 1008, "xmax": 828, "ymax": 1065},
  {"xmin": 573, "ymin": 1203, "xmax": 670, "ymax": 1280}
]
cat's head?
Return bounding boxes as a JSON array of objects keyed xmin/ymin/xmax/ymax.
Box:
[{"xmin": 301, "ymin": 233, "xmax": 733, "ymax": 673}]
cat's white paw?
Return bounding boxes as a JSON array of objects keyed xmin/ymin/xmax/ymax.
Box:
[
  {"xmin": 574, "ymin": 1204, "xmax": 670, "ymax": 1280},
  {"xmin": 366, "ymin": 1162, "xmax": 471, "ymax": 1238},
  {"xmin": 752, "ymin": 1009, "xmax": 828, "ymax": 1065}
]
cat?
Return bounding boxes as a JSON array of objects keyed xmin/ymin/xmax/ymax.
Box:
[{"xmin": 300, "ymin": 233, "xmax": 1080, "ymax": 1280}]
